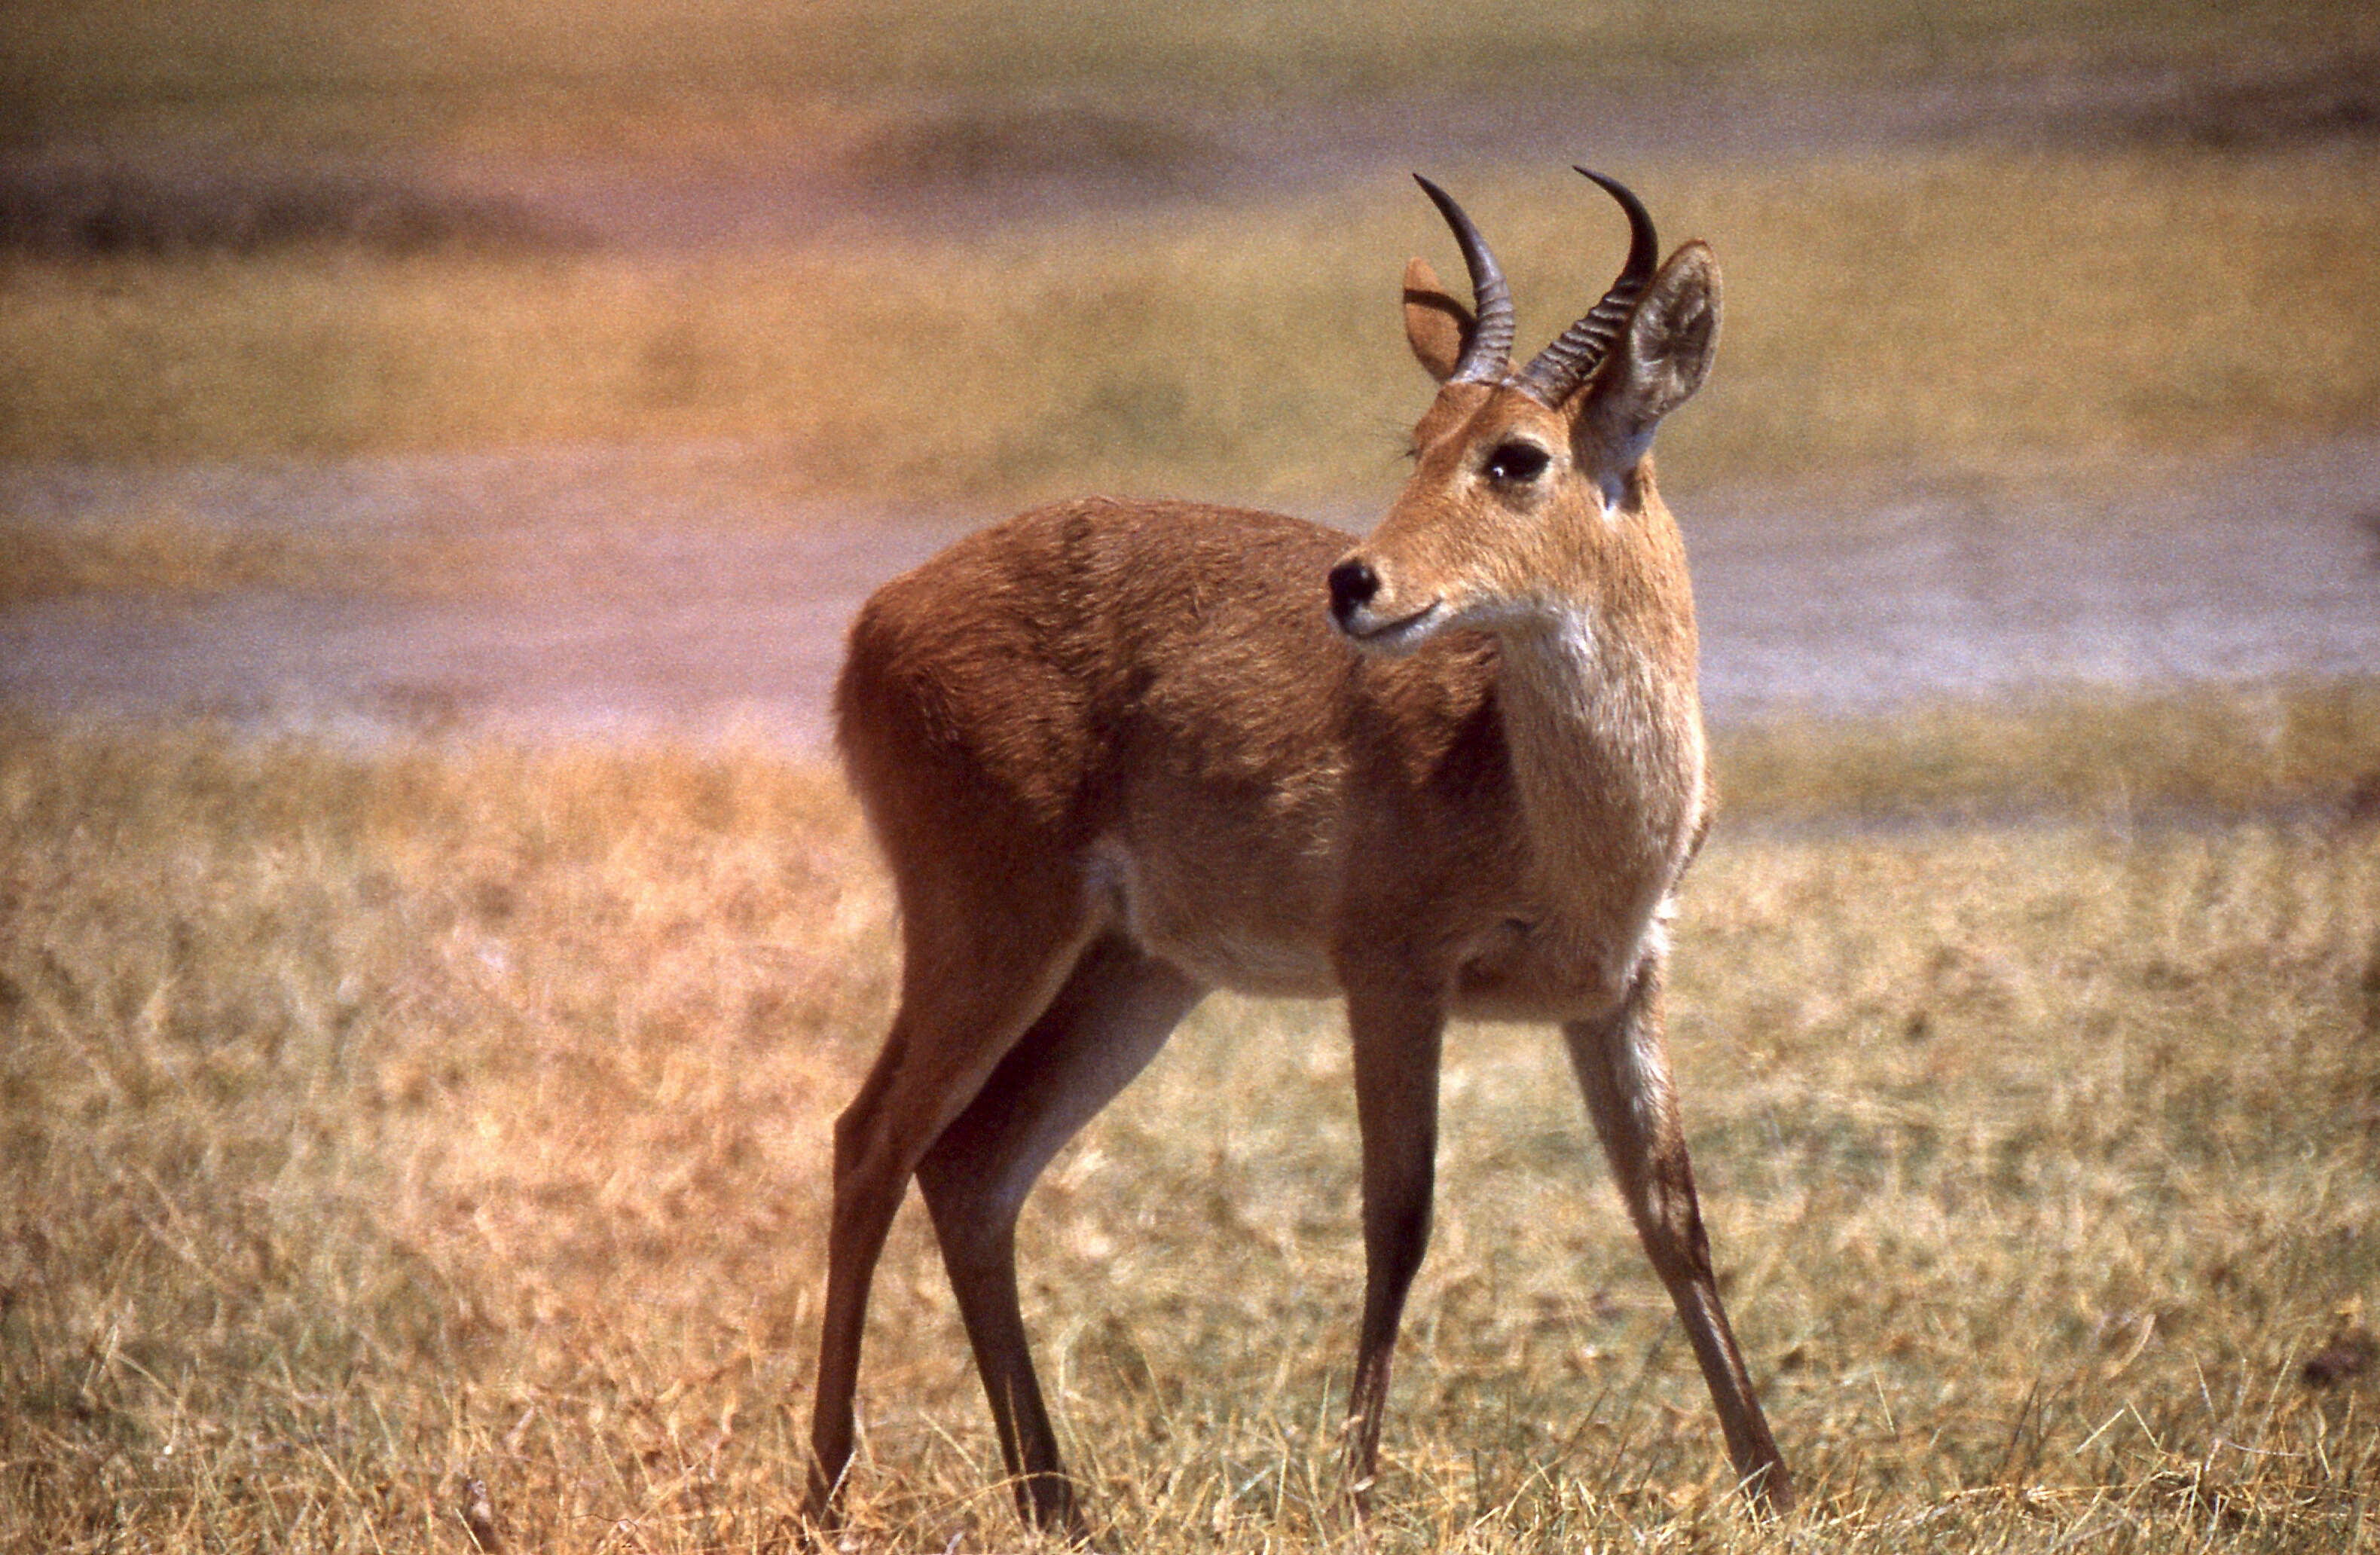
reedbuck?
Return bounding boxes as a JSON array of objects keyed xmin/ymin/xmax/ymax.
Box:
[{"xmin": 808, "ymin": 169, "xmax": 1792, "ymax": 1532}]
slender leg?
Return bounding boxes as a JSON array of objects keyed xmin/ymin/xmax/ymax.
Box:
[
  {"xmin": 1562, "ymin": 955, "xmax": 1794, "ymax": 1513},
  {"xmin": 1339, "ymin": 979, "xmax": 1447, "ymax": 1508},
  {"xmin": 805, "ymin": 893, "xmax": 1100, "ymax": 1527},
  {"xmin": 914, "ymin": 934, "xmax": 1205, "ymax": 1534}
]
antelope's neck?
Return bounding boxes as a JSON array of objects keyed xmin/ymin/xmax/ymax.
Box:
[{"xmin": 1494, "ymin": 594, "xmax": 1705, "ymax": 936}]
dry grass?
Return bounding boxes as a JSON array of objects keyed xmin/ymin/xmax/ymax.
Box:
[
  {"xmin": 5, "ymin": 699, "xmax": 2378, "ymax": 1550},
  {"xmin": 0, "ymin": 726, "xmax": 886, "ymax": 1548},
  {"xmin": 1712, "ymin": 680, "xmax": 2380, "ymax": 827},
  {"xmin": 5, "ymin": 3, "xmax": 2373, "ymax": 502},
  {"xmin": 5, "ymin": 145, "xmax": 2376, "ymax": 501}
]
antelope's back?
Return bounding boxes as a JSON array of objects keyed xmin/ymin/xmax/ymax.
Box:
[
  {"xmin": 833, "ymin": 500, "xmax": 1508, "ymax": 976},
  {"xmin": 835, "ymin": 499, "xmax": 1349, "ymax": 839}
]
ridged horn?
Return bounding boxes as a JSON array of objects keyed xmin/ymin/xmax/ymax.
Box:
[
  {"xmin": 1413, "ymin": 174, "xmax": 1515, "ymax": 385},
  {"xmin": 1514, "ymin": 168, "xmax": 1660, "ymax": 406}
]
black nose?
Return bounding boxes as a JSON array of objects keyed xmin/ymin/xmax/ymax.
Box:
[{"xmin": 1327, "ymin": 558, "xmax": 1379, "ymax": 624}]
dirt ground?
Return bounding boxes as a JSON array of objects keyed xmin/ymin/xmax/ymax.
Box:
[{"xmin": 4, "ymin": 433, "xmax": 2376, "ymax": 746}]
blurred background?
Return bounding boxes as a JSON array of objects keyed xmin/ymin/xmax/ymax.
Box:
[
  {"xmin": 8, "ymin": 6, "xmax": 2380, "ymax": 1550},
  {"xmin": 3, "ymin": 0, "xmax": 2378, "ymax": 735}
]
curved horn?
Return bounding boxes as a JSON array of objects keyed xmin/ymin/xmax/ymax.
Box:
[
  {"xmin": 1413, "ymin": 174, "xmax": 1516, "ymax": 385},
  {"xmin": 1514, "ymin": 167, "xmax": 1660, "ymax": 406}
]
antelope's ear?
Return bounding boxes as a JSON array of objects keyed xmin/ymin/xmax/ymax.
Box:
[
  {"xmin": 1599, "ymin": 241, "xmax": 1721, "ymax": 432},
  {"xmin": 1403, "ymin": 255, "xmax": 1474, "ymax": 383}
]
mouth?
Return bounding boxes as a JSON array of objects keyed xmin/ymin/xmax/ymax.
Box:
[{"xmin": 1340, "ymin": 598, "xmax": 1445, "ymax": 652}]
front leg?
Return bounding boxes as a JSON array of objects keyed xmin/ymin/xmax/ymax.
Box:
[
  {"xmin": 1340, "ymin": 976, "xmax": 1448, "ymax": 1509},
  {"xmin": 1562, "ymin": 955, "xmax": 1793, "ymax": 1512}
]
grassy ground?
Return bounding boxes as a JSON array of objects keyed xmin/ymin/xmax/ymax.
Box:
[
  {"xmin": 5, "ymin": 699, "xmax": 2378, "ymax": 1550},
  {"xmin": 6, "ymin": 12, "xmax": 2380, "ymax": 1542},
  {"xmin": 5, "ymin": 2, "xmax": 2377, "ymax": 503},
  {"xmin": 5, "ymin": 145, "xmax": 2378, "ymax": 504}
]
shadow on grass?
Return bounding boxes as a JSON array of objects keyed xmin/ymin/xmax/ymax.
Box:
[
  {"xmin": 0, "ymin": 143, "xmax": 587, "ymax": 257},
  {"xmin": 841, "ymin": 103, "xmax": 1222, "ymax": 193}
]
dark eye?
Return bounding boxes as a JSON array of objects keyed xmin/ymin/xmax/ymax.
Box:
[{"xmin": 1484, "ymin": 441, "xmax": 1550, "ymax": 484}]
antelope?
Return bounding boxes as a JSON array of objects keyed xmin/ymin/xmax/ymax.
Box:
[{"xmin": 808, "ymin": 169, "xmax": 1792, "ymax": 1534}]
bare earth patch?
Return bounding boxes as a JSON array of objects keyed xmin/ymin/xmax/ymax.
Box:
[{"xmin": 4, "ymin": 436, "xmax": 2375, "ymax": 747}]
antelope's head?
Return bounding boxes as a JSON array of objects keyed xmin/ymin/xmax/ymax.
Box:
[{"xmin": 1328, "ymin": 170, "xmax": 1720, "ymax": 656}]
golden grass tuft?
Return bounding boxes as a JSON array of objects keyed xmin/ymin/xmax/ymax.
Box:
[{"xmin": 4, "ymin": 701, "xmax": 2378, "ymax": 1548}]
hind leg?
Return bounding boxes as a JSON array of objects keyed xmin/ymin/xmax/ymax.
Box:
[
  {"xmin": 804, "ymin": 880, "xmax": 1103, "ymax": 1526},
  {"xmin": 916, "ymin": 933, "xmax": 1204, "ymax": 1532}
]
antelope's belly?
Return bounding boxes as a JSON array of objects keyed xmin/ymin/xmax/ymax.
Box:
[{"xmin": 1086, "ymin": 837, "xmax": 1340, "ymax": 997}]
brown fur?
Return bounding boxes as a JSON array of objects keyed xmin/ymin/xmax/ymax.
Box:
[{"xmin": 805, "ymin": 184, "xmax": 1792, "ymax": 1536}]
